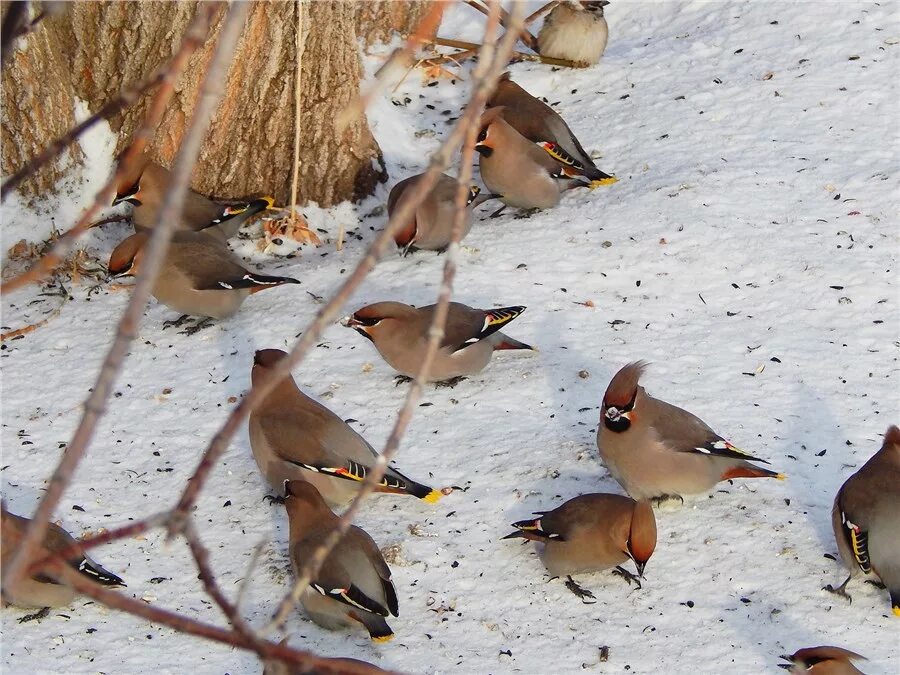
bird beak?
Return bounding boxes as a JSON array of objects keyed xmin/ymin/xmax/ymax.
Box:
[
  {"xmin": 474, "ymin": 142, "xmax": 493, "ymax": 157},
  {"xmin": 113, "ymin": 180, "xmax": 140, "ymax": 206},
  {"xmin": 341, "ymin": 315, "xmax": 362, "ymax": 328}
]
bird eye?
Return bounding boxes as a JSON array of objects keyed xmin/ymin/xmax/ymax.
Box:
[{"xmin": 477, "ymin": 128, "xmax": 488, "ymax": 143}]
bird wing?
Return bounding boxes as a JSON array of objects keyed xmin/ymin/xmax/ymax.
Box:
[
  {"xmin": 297, "ymin": 539, "xmax": 391, "ymax": 618},
  {"xmin": 433, "ymin": 303, "xmax": 526, "ymax": 353},
  {"xmin": 834, "ymin": 484, "xmax": 873, "ymax": 574}
]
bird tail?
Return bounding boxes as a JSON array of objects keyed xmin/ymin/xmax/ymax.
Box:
[
  {"xmin": 201, "ymin": 196, "xmax": 274, "ymax": 238},
  {"xmin": 383, "ymin": 468, "xmax": 443, "ymax": 504},
  {"xmin": 721, "ymin": 464, "xmax": 786, "ymax": 481},
  {"xmin": 356, "ymin": 613, "xmax": 394, "ymax": 643}
]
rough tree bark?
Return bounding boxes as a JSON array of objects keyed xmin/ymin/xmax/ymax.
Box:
[{"xmin": 1, "ymin": 0, "xmax": 436, "ymax": 206}]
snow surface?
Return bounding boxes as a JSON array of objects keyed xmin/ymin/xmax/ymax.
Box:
[{"xmin": 2, "ymin": 1, "xmax": 899, "ymax": 673}]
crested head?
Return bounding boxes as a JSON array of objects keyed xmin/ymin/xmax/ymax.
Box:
[
  {"xmin": 883, "ymin": 424, "xmax": 900, "ymax": 449},
  {"xmin": 627, "ymin": 499, "xmax": 657, "ymax": 576},
  {"xmin": 601, "ymin": 361, "xmax": 648, "ymax": 432},
  {"xmin": 108, "ymin": 232, "xmax": 149, "ymax": 276},
  {"xmin": 783, "ymin": 646, "xmax": 866, "ymax": 671},
  {"xmin": 284, "ymin": 480, "xmax": 333, "ymax": 531},
  {"xmin": 253, "ymin": 348, "xmax": 288, "ymax": 369}
]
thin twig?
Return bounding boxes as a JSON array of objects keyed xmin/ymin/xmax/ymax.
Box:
[
  {"xmin": 287, "ymin": 0, "xmax": 304, "ymax": 227},
  {"xmin": 263, "ymin": 0, "xmax": 523, "ymax": 634},
  {"xmin": 0, "ymin": 3, "xmax": 217, "ymax": 295},
  {"xmin": 432, "ymin": 36, "xmax": 581, "ymax": 68},
  {"xmin": 0, "ymin": 0, "xmax": 241, "ymax": 597},
  {"xmin": 43, "ymin": 563, "xmax": 385, "ymax": 675},
  {"xmin": 336, "ymin": 2, "xmax": 446, "ymax": 132},
  {"xmin": 182, "ymin": 518, "xmax": 261, "ymax": 647},
  {"xmin": 1, "ymin": 57, "xmax": 179, "ymax": 200},
  {"xmin": 234, "ymin": 538, "xmax": 267, "ymax": 613},
  {"xmin": 464, "ymin": 0, "xmax": 538, "ymax": 51},
  {"xmin": 525, "ymin": 1, "xmax": 559, "ymax": 26}
]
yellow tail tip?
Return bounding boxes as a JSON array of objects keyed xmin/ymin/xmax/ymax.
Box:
[
  {"xmin": 893, "ymin": 605, "xmax": 900, "ymax": 617},
  {"xmin": 372, "ymin": 633, "xmax": 395, "ymax": 643},
  {"xmin": 775, "ymin": 473, "xmax": 787, "ymax": 481},
  {"xmin": 261, "ymin": 195, "xmax": 276, "ymax": 209},
  {"xmin": 589, "ymin": 176, "xmax": 618, "ymax": 189},
  {"xmin": 422, "ymin": 489, "xmax": 443, "ymax": 504}
]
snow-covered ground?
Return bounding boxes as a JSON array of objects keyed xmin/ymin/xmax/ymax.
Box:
[{"xmin": 2, "ymin": 1, "xmax": 898, "ymax": 673}]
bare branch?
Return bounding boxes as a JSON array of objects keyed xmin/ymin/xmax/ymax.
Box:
[
  {"xmin": 44, "ymin": 562, "xmax": 385, "ymax": 675},
  {"xmin": 464, "ymin": 0, "xmax": 538, "ymax": 51},
  {"xmin": 263, "ymin": 0, "xmax": 524, "ymax": 634},
  {"xmin": 0, "ymin": 0, "xmax": 244, "ymax": 597},
  {"xmin": 0, "ymin": 3, "xmax": 217, "ymax": 295},
  {"xmin": 431, "ymin": 36, "xmax": 582, "ymax": 69}
]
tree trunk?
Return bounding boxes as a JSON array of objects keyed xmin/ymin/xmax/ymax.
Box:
[{"xmin": 1, "ymin": 0, "xmax": 434, "ymax": 207}]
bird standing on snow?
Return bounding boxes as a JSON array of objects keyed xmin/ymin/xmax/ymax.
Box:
[
  {"xmin": 486, "ymin": 72, "xmax": 616, "ymax": 187},
  {"xmin": 113, "ymin": 160, "xmax": 274, "ymax": 242},
  {"xmin": 826, "ymin": 424, "xmax": 900, "ymax": 616},
  {"xmin": 538, "ymin": 1, "xmax": 610, "ymax": 67},
  {"xmin": 108, "ymin": 230, "xmax": 299, "ymax": 323},
  {"xmin": 249, "ymin": 349, "xmax": 441, "ymax": 507},
  {"xmin": 503, "ymin": 493, "xmax": 656, "ymax": 598},
  {"xmin": 284, "ymin": 480, "xmax": 398, "ymax": 643},
  {"xmin": 343, "ymin": 301, "xmax": 533, "ymax": 383},
  {"xmin": 596, "ymin": 362, "xmax": 784, "ymax": 503},
  {"xmin": 388, "ymin": 172, "xmax": 488, "ymax": 255},
  {"xmin": 778, "ymin": 647, "xmax": 867, "ymax": 674},
  {"xmin": 1, "ymin": 505, "xmax": 125, "ymax": 609},
  {"xmin": 475, "ymin": 107, "xmax": 585, "ymax": 211}
]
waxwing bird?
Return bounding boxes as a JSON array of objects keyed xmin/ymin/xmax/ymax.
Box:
[
  {"xmin": 475, "ymin": 107, "xmax": 591, "ymax": 211},
  {"xmin": 1, "ymin": 505, "xmax": 125, "ymax": 609},
  {"xmin": 343, "ymin": 301, "xmax": 533, "ymax": 383},
  {"xmin": 388, "ymin": 172, "xmax": 488, "ymax": 255},
  {"xmin": 503, "ymin": 494, "xmax": 655, "ymax": 599},
  {"xmin": 284, "ymin": 480, "xmax": 398, "ymax": 642},
  {"xmin": 538, "ymin": 1, "xmax": 610, "ymax": 67},
  {"xmin": 486, "ymin": 72, "xmax": 616, "ymax": 187},
  {"xmin": 826, "ymin": 425, "xmax": 900, "ymax": 616},
  {"xmin": 263, "ymin": 649, "xmax": 391, "ymax": 675},
  {"xmin": 779, "ymin": 647, "xmax": 867, "ymax": 674},
  {"xmin": 113, "ymin": 160, "xmax": 274, "ymax": 242},
  {"xmin": 596, "ymin": 362, "xmax": 784, "ymax": 502},
  {"xmin": 108, "ymin": 231, "xmax": 299, "ymax": 321},
  {"xmin": 249, "ymin": 349, "xmax": 441, "ymax": 507}
]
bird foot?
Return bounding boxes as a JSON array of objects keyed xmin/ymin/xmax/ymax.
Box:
[
  {"xmin": 612, "ymin": 566, "xmax": 642, "ymax": 589},
  {"xmin": 823, "ymin": 576, "xmax": 852, "ymax": 603},
  {"xmin": 262, "ymin": 494, "xmax": 286, "ymax": 505},
  {"xmin": 18, "ymin": 607, "xmax": 50, "ymax": 623},
  {"xmin": 179, "ymin": 318, "xmax": 215, "ymax": 336},
  {"xmin": 434, "ymin": 376, "xmax": 467, "ymax": 389},
  {"xmin": 162, "ymin": 314, "xmax": 192, "ymax": 330},
  {"xmin": 393, "ymin": 375, "xmax": 413, "ymax": 387},
  {"xmin": 565, "ymin": 576, "xmax": 596, "ymax": 604},
  {"xmin": 650, "ymin": 494, "xmax": 684, "ymax": 511},
  {"xmin": 488, "ymin": 205, "xmax": 507, "ymax": 219},
  {"xmin": 513, "ymin": 208, "xmax": 541, "ymax": 220}
]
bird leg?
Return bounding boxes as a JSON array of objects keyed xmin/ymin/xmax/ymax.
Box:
[
  {"xmin": 489, "ymin": 204, "xmax": 507, "ymax": 219},
  {"xmin": 179, "ymin": 317, "xmax": 215, "ymax": 336},
  {"xmin": 17, "ymin": 607, "xmax": 50, "ymax": 623},
  {"xmin": 262, "ymin": 494, "xmax": 286, "ymax": 505},
  {"xmin": 434, "ymin": 376, "xmax": 467, "ymax": 389},
  {"xmin": 513, "ymin": 208, "xmax": 542, "ymax": 220},
  {"xmin": 650, "ymin": 494, "xmax": 684, "ymax": 510},
  {"xmin": 564, "ymin": 576, "xmax": 597, "ymax": 603},
  {"xmin": 393, "ymin": 375, "xmax": 413, "ymax": 387},
  {"xmin": 823, "ymin": 575, "xmax": 853, "ymax": 603},
  {"xmin": 612, "ymin": 566, "xmax": 642, "ymax": 589}
]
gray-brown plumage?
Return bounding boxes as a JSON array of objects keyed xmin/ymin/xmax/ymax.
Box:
[
  {"xmin": 537, "ymin": 1, "xmax": 610, "ymax": 67},
  {"xmin": 1, "ymin": 505, "xmax": 125, "ymax": 609},
  {"xmin": 108, "ymin": 231, "xmax": 299, "ymax": 320},
  {"xmin": 263, "ymin": 649, "xmax": 391, "ymax": 675},
  {"xmin": 597, "ymin": 362, "xmax": 783, "ymax": 501},
  {"xmin": 249, "ymin": 349, "xmax": 440, "ymax": 507},
  {"xmin": 388, "ymin": 172, "xmax": 485, "ymax": 254},
  {"xmin": 778, "ymin": 647, "xmax": 867, "ymax": 674},
  {"xmin": 113, "ymin": 160, "xmax": 273, "ymax": 242},
  {"xmin": 486, "ymin": 72, "xmax": 615, "ymax": 185},
  {"xmin": 475, "ymin": 107, "xmax": 585, "ymax": 210},
  {"xmin": 284, "ymin": 480, "xmax": 398, "ymax": 643},
  {"xmin": 503, "ymin": 493, "xmax": 656, "ymax": 580},
  {"xmin": 828, "ymin": 424, "xmax": 900, "ymax": 616},
  {"xmin": 343, "ymin": 301, "xmax": 533, "ymax": 382}
]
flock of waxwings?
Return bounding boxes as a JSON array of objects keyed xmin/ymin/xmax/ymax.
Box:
[{"xmin": 2, "ymin": 2, "xmax": 897, "ymax": 674}]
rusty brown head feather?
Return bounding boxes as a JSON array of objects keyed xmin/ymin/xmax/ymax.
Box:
[{"xmin": 603, "ymin": 361, "xmax": 648, "ymax": 409}]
